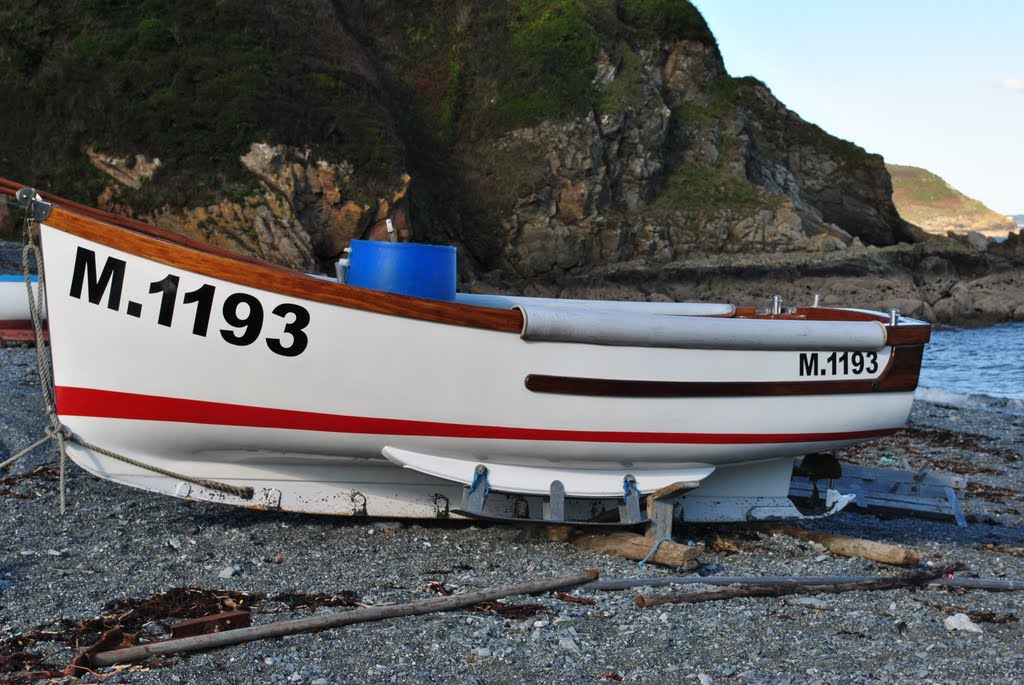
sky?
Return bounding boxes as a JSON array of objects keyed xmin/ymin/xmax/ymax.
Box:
[{"xmin": 690, "ymin": 0, "xmax": 1023, "ymax": 215}]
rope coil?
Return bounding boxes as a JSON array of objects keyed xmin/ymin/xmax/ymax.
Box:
[{"xmin": 2, "ymin": 200, "xmax": 254, "ymax": 512}]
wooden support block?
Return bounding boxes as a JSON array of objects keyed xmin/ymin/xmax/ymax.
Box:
[
  {"xmin": 645, "ymin": 480, "xmax": 701, "ymax": 506},
  {"xmin": 546, "ymin": 525, "xmax": 574, "ymax": 543},
  {"xmin": 571, "ymin": 531, "xmax": 700, "ymax": 569},
  {"xmin": 644, "ymin": 480, "xmax": 701, "ymax": 540}
]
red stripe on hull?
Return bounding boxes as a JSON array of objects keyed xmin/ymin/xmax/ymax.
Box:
[
  {"xmin": 54, "ymin": 386, "xmax": 898, "ymax": 445},
  {"xmin": 0, "ymin": 321, "xmax": 42, "ymax": 342}
]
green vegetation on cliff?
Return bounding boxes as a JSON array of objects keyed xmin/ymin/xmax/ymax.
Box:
[
  {"xmin": 0, "ymin": 0, "xmax": 909, "ymax": 263},
  {"xmin": 1, "ymin": 0, "xmax": 405, "ymax": 213},
  {"xmin": 371, "ymin": 0, "xmax": 715, "ymax": 135},
  {"xmin": 0, "ymin": 0, "xmax": 714, "ymax": 214},
  {"xmin": 889, "ymin": 165, "xmax": 985, "ymax": 213}
]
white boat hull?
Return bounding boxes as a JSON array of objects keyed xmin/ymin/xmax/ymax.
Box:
[{"xmin": 29, "ymin": 209, "xmax": 928, "ymax": 522}]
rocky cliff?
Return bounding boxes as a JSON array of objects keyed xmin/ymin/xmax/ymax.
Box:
[{"xmin": 2, "ymin": 0, "xmax": 1021, "ymax": 324}]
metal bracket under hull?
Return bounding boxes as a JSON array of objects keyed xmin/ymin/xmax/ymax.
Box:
[
  {"xmin": 64, "ymin": 442, "xmax": 854, "ymax": 526},
  {"xmin": 453, "ymin": 465, "xmax": 651, "ymax": 527}
]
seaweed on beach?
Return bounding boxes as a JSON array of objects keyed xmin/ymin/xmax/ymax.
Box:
[
  {"xmin": 0, "ymin": 585, "xmax": 373, "ymax": 677},
  {"xmin": 836, "ymin": 426, "xmax": 1020, "ymax": 472},
  {"xmin": 0, "ymin": 466, "xmax": 59, "ymax": 501},
  {"xmin": 0, "ymin": 588, "xmax": 262, "ymax": 677},
  {"xmin": 966, "ymin": 482, "xmax": 1019, "ymax": 503}
]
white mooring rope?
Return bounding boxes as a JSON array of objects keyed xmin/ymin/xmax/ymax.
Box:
[{"xmin": 1, "ymin": 203, "xmax": 253, "ymax": 513}]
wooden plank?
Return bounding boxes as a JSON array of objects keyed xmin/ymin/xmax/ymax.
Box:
[
  {"xmin": 837, "ymin": 463, "xmax": 966, "ymax": 490},
  {"xmin": 791, "ymin": 480, "xmax": 961, "ymax": 502},
  {"xmin": 790, "ymin": 460, "xmax": 967, "ymax": 522},
  {"xmin": 171, "ymin": 610, "xmax": 251, "ymax": 638},
  {"xmin": 647, "ymin": 481, "xmax": 702, "ymax": 503},
  {"xmin": 84, "ymin": 570, "xmax": 599, "ymax": 668},
  {"xmin": 634, "ymin": 566, "xmax": 945, "ymax": 607},
  {"xmin": 525, "ymin": 345, "xmax": 924, "ymax": 398}
]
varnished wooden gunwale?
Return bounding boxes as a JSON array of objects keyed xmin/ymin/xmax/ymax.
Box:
[
  {"xmin": 525, "ymin": 345, "xmax": 925, "ymax": 398},
  {"xmin": 0, "ymin": 178, "xmax": 931, "ymax": 342},
  {"xmin": 44, "ymin": 206, "xmax": 525, "ymax": 333},
  {"xmin": 733, "ymin": 306, "xmax": 931, "ymax": 345}
]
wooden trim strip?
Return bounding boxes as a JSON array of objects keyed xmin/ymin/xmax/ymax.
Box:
[
  {"xmin": 882, "ymin": 325, "xmax": 931, "ymax": 345},
  {"xmin": 734, "ymin": 306, "xmax": 931, "ymax": 345},
  {"xmin": 525, "ymin": 345, "xmax": 925, "ymax": 398},
  {"xmin": 44, "ymin": 206, "xmax": 524, "ymax": 333}
]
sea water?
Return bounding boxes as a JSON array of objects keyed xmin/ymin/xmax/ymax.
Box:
[{"xmin": 915, "ymin": 321, "xmax": 1024, "ymax": 414}]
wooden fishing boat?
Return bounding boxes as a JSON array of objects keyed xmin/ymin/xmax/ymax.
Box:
[{"xmin": 1, "ymin": 180, "xmax": 931, "ymax": 524}]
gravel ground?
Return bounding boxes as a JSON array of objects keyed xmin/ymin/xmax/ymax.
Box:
[{"xmin": 2, "ymin": 342, "xmax": 1024, "ymax": 685}]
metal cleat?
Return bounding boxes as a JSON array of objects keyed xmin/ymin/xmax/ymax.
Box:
[
  {"xmin": 619, "ymin": 475, "xmax": 643, "ymax": 525},
  {"xmin": 461, "ymin": 464, "xmax": 490, "ymax": 516}
]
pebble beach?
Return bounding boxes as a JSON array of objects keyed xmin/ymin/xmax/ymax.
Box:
[{"xmin": 2, "ymin": 341, "xmax": 1024, "ymax": 685}]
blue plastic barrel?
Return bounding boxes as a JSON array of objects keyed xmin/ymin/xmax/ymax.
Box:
[{"xmin": 345, "ymin": 240, "xmax": 457, "ymax": 301}]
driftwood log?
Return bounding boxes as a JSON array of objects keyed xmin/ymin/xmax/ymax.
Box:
[
  {"xmin": 569, "ymin": 531, "xmax": 701, "ymax": 569},
  {"xmin": 588, "ymin": 574, "xmax": 1024, "ymax": 593},
  {"xmin": 83, "ymin": 570, "xmax": 598, "ymax": 668},
  {"xmin": 766, "ymin": 524, "xmax": 922, "ymax": 565},
  {"xmin": 634, "ymin": 566, "xmax": 951, "ymax": 608}
]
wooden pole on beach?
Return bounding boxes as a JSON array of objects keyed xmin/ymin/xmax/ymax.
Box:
[
  {"xmin": 766, "ymin": 524, "xmax": 923, "ymax": 565},
  {"xmin": 82, "ymin": 570, "xmax": 598, "ymax": 668},
  {"xmin": 633, "ymin": 567, "xmax": 950, "ymax": 608}
]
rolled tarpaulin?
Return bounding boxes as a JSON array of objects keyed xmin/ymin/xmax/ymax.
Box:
[
  {"xmin": 515, "ymin": 305, "xmax": 887, "ymax": 351},
  {"xmin": 455, "ymin": 292, "xmax": 735, "ymax": 317},
  {"xmin": 0, "ymin": 274, "xmax": 45, "ymax": 320}
]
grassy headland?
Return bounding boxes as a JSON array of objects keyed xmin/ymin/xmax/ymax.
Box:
[{"xmin": 888, "ymin": 164, "xmax": 1016, "ymax": 237}]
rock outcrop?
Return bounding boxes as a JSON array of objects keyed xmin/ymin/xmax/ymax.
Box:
[
  {"xmin": 92, "ymin": 144, "xmax": 411, "ymax": 272},
  {"xmin": 490, "ymin": 241, "xmax": 1024, "ymax": 327},
  {"xmin": 64, "ymin": 4, "xmax": 917, "ymax": 286},
  {"xmin": 4, "ymin": 1, "xmax": 1022, "ymax": 324},
  {"xmin": 457, "ymin": 39, "xmax": 913, "ymax": 282}
]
